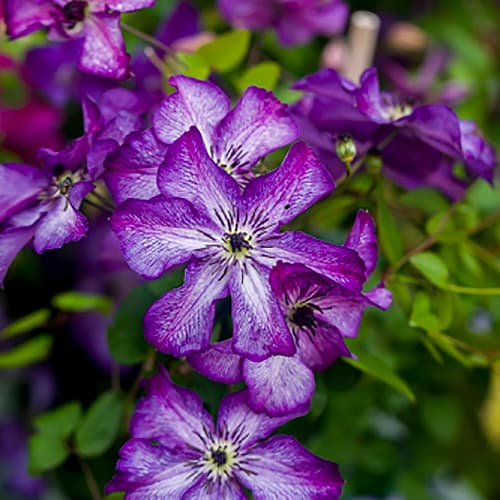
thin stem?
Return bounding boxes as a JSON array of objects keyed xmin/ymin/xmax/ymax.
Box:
[
  {"xmin": 111, "ymin": 362, "xmax": 121, "ymax": 391},
  {"xmin": 442, "ymin": 284, "xmax": 500, "ymax": 296},
  {"xmin": 82, "ymin": 198, "xmax": 113, "ymax": 214},
  {"xmin": 90, "ymin": 190, "xmax": 115, "ymax": 211},
  {"xmin": 78, "ymin": 456, "xmax": 103, "ymax": 500},
  {"xmin": 121, "ymin": 22, "xmax": 173, "ymax": 55}
]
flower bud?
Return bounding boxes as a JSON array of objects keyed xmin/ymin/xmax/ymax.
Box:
[
  {"xmin": 365, "ymin": 151, "xmax": 383, "ymax": 175},
  {"xmin": 335, "ymin": 133, "xmax": 357, "ymax": 164}
]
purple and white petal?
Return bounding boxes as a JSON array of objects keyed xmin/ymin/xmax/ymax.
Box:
[
  {"xmin": 0, "ymin": 163, "xmax": 47, "ymax": 224},
  {"xmin": 271, "ymin": 231, "xmax": 366, "ymax": 291},
  {"xmin": 242, "ymin": 142, "xmax": 334, "ymax": 227},
  {"xmin": 216, "ymin": 390, "xmax": 301, "ymax": 450},
  {"xmin": 343, "ymin": 209, "xmax": 378, "ymax": 277},
  {"xmin": 157, "ymin": 127, "xmax": 241, "ymax": 222},
  {"xmin": 80, "ymin": 13, "xmax": 129, "ymax": 79},
  {"xmin": 238, "ymin": 435, "xmax": 343, "ymax": 500},
  {"xmin": 153, "ymin": 75, "xmax": 230, "ymax": 145},
  {"xmin": 144, "ymin": 260, "xmax": 229, "ymax": 357},
  {"xmin": 105, "ymin": 439, "xmax": 203, "ymax": 498},
  {"xmin": 91, "ymin": 0, "xmax": 155, "ymax": 13},
  {"xmin": 4, "ymin": 0, "xmax": 54, "ymax": 38},
  {"xmin": 111, "ymin": 195, "xmax": 216, "ymax": 278},
  {"xmin": 131, "ymin": 368, "xmax": 214, "ymax": 447},
  {"xmin": 0, "ymin": 225, "xmax": 37, "ymax": 286},
  {"xmin": 243, "ymin": 355, "xmax": 314, "ymax": 417},
  {"xmin": 211, "ymin": 86, "xmax": 298, "ymax": 172},
  {"xmin": 32, "ymin": 195, "xmax": 89, "ymax": 253},
  {"xmin": 356, "ymin": 68, "xmax": 391, "ymax": 123},
  {"xmin": 230, "ymin": 263, "xmax": 295, "ymax": 361},
  {"xmin": 105, "ymin": 129, "xmax": 168, "ymax": 203},
  {"xmin": 188, "ymin": 340, "xmax": 243, "ymax": 384},
  {"xmin": 183, "ymin": 477, "xmax": 247, "ymax": 500}
]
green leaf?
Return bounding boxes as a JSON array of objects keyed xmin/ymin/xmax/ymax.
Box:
[
  {"xmin": 175, "ymin": 52, "xmax": 210, "ymax": 80},
  {"xmin": 196, "ymin": 30, "xmax": 250, "ymax": 72},
  {"xmin": 400, "ymin": 188, "xmax": 449, "ymax": 214},
  {"xmin": 344, "ymin": 353, "xmax": 415, "ymax": 402},
  {"xmin": 0, "ymin": 335, "xmax": 53, "ymax": 368},
  {"xmin": 235, "ymin": 61, "xmax": 281, "ymax": 92},
  {"xmin": 376, "ymin": 188, "xmax": 403, "ymax": 264},
  {"xmin": 420, "ymin": 395, "xmax": 461, "ymax": 445},
  {"xmin": 1, "ymin": 308, "xmax": 50, "ymax": 338},
  {"xmin": 34, "ymin": 402, "xmax": 82, "ymax": 438},
  {"xmin": 107, "ymin": 287, "xmax": 151, "ymax": 364},
  {"xmin": 75, "ymin": 391, "xmax": 124, "ymax": 458},
  {"xmin": 428, "ymin": 331, "xmax": 473, "ymax": 367},
  {"xmin": 28, "ymin": 434, "xmax": 69, "ymax": 473},
  {"xmin": 409, "ymin": 292, "xmax": 440, "ymax": 332},
  {"xmin": 410, "ymin": 252, "xmax": 449, "ymax": 288},
  {"xmin": 52, "ymin": 291, "xmax": 112, "ymax": 314}
]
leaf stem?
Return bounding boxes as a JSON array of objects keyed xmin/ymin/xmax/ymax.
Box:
[{"xmin": 78, "ymin": 455, "xmax": 103, "ymax": 500}]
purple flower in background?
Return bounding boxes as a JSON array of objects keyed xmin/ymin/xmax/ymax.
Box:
[
  {"xmin": 4, "ymin": 0, "xmax": 155, "ymax": 79},
  {"xmin": 153, "ymin": 75, "xmax": 298, "ymax": 186},
  {"xmin": 190, "ymin": 211, "xmax": 392, "ymax": 416},
  {"xmin": 218, "ymin": 0, "xmax": 349, "ymax": 46},
  {"xmin": 106, "ymin": 368, "xmax": 344, "ymax": 499},
  {"xmin": 0, "ymin": 161, "xmax": 94, "ymax": 285},
  {"xmin": 112, "ymin": 127, "xmax": 366, "ymax": 361},
  {"xmin": 292, "ymin": 67, "xmax": 496, "ymax": 198}
]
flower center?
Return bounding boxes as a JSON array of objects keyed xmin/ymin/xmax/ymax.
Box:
[
  {"xmin": 63, "ymin": 1, "xmax": 87, "ymax": 28},
  {"xmin": 287, "ymin": 303, "xmax": 322, "ymax": 336},
  {"xmin": 224, "ymin": 231, "xmax": 253, "ymax": 256},
  {"xmin": 211, "ymin": 449, "xmax": 228, "ymax": 466},
  {"xmin": 202, "ymin": 439, "xmax": 238, "ymax": 483}
]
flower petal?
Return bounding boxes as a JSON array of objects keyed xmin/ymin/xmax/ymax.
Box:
[
  {"xmin": 4, "ymin": 0, "xmax": 54, "ymax": 39},
  {"xmin": 105, "ymin": 439, "xmax": 203, "ymax": 498},
  {"xmin": 188, "ymin": 340, "xmax": 243, "ymax": 384},
  {"xmin": 184, "ymin": 478, "xmax": 247, "ymax": 500},
  {"xmin": 230, "ymin": 263, "xmax": 295, "ymax": 361},
  {"xmin": 80, "ymin": 13, "xmax": 129, "ymax": 79},
  {"xmin": 343, "ymin": 209, "xmax": 378, "ymax": 277},
  {"xmin": 237, "ymin": 435, "xmax": 343, "ymax": 500},
  {"xmin": 111, "ymin": 195, "xmax": 215, "ymax": 278},
  {"xmin": 32, "ymin": 191, "xmax": 90, "ymax": 253},
  {"xmin": 153, "ymin": 75, "xmax": 230, "ymax": 145},
  {"xmin": 144, "ymin": 260, "xmax": 229, "ymax": 357},
  {"xmin": 105, "ymin": 129, "xmax": 168, "ymax": 203},
  {"xmin": 243, "ymin": 355, "xmax": 315, "ymax": 417},
  {"xmin": 0, "ymin": 163, "xmax": 46, "ymax": 224},
  {"xmin": 131, "ymin": 367, "xmax": 214, "ymax": 447},
  {"xmin": 271, "ymin": 231, "xmax": 366, "ymax": 292},
  {"xmin": 242, "ymin": 142, "xmax": 334, "ymax": 228},
  {"xmin": 157, "ymin": 127, "xmax": 241, "ymax": 222},
  {"xmin": 91, "ymin": 0, "xmax": 155, "ymax": 13},
  {"xmin": 216, "ymin": 390, "xmax": 300, "ymax": 450},
  {"xmin": 211, "ymin": 86, "xmax": 298, "ymax": 173},
  {"xmin": 0, "ymin": 225, "xmax": 37, "ymax": 286}
]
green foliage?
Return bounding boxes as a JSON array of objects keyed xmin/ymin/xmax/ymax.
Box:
[
  {"xmin": 75, "ymin": 391, "xmax": 124, "ymax": 458},
  {"xmin": 28, "ymin": 434, "xmax": 69, "ymax": 474},
  {"xmin": 0, "ymin": 335, "xmax": 53, "ymax": 368},
  {"xmin": 196, "ymin": 30, "xmax": 250, "ymax": 72},
  {"xmin": 235, "ymin": 61, "xmax": 281, "ymax": 92},
  {"xmin": 0, "ymin": 308, "xmax": 50, "ymax": 338},
  {"xmin": 376, "ymin": 187, "xmax": 403, "ymax": 264},
  {"xmin": 34, "ymin": 402, "xmax": 82, "ymax": 438},
  {"xmin": 52, "ymin": 291, "xmax": 113, "ymax": 314},
  {"xmin": 410, "ymin": 252, "xmax": 449, "ymax": 288}
]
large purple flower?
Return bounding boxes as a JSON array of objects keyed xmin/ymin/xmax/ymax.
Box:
[
  {"xmin": 4, "ymin": 0, "xmax": 155, "ymax": 79},
  {"xmin": 218, "ymin": 0, "xmax": 349, "ymax": 46},
  {"xmin": 292, "ymin": 67, "xmax": 496, "ymax": 198},
  {"xmin": 153, "ymin": 75, "xmax": 299, "ymax": 186},
  {"xmin": 189, "ymin": 211, "xmax": 392, "ymax": 416},
  {"xmin": 106, "ymin": 368, "xmax": 343, "ymax": 499},
  {"xmin": 111, "ymin": 127, "xmax": 366, "ymax": 361}
]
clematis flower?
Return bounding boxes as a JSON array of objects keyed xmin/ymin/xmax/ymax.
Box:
[
  {"xmin": 4, "ymin": 0, "xmax": 155, "ymax": 79},
  {"xmin": 106, "ymin": 368, "xmax": 344, "ymax": 499},
  {"xmin": 189, "ymin": 211, "xmax": 392, "ymax": 416},
  {"xmin": 292, "ymin": 67, "xmax": 496, "ymax": 198},
  {"xmin": 111, "ymin": 127, "xmax": 366, "ymax": 361},
  {"xmin": 218, "ymin": 0, "xmax": 348, "ymax": 46},
  {"xmin": 153, "ymin": 75, "xmax": 298, "ymax": 187},
  {"xmin": 0, "ymin": 160, "xmax": 94, "ymax": 285}
]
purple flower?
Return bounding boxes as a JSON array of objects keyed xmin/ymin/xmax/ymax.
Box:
[
  {"xmin": 218, "ymin": 0, "xmax": 349, "ymax": 46},
  {"xmin": 189, "ymin": 211, "xmax": 392, "ymax": 416},
  {"xmin": 111, "ymin": 127, "xmax": 366, "ymax": 361},
  {"xmin": 0, "ymin": 161, "xmax": 94, "ymax": 285},
  {"xmin": 153, "ymin": 75, "xmax": 299, "ymax": 186},
  {"xmin": 106, "ymin": 368, "xmax": 344, "ymax": 499},
  {"xmin": 4, "ymin": 0, "xmax": 155, "ymax": 79},
  {"xmin": 292, "ymin": 67, "xmax": 496, "ymax": 198}
]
